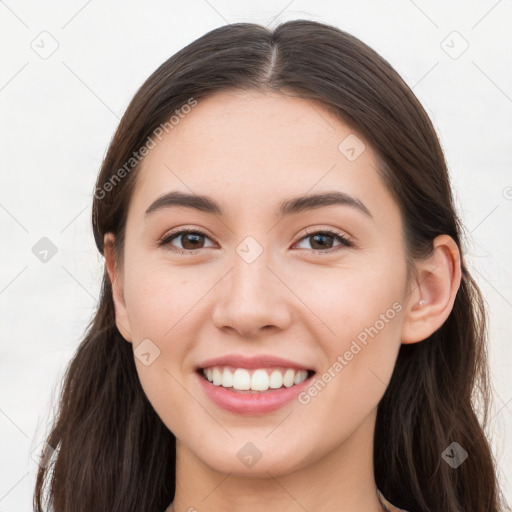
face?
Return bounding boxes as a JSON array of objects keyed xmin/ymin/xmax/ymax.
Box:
[{"xmin": 107, "ymin": 90, "xmax": 413, "ymax": 477}]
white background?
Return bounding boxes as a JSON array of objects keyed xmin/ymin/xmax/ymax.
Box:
[{"xmin": 1, "ymin": 0, "xmax": 511, "ymax": 510}]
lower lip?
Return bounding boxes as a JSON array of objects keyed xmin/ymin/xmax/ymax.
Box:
[{"xmin": 196, "ymin": 370, "xmax": 315, "ymax": 415}]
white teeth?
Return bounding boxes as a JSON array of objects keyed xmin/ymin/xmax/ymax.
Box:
[
  {"xmin": 202, "ymin": 366, "xmax": 310, "ymax": 391},
  {"xmin": 283, "ymin": 368, "xmax": 295, "ymax": 387},
  {"xmin": 212, "ymin": 367, "xmax": 222, "ymax": 386},
  {"xmin": 251, "ymin": 369, "xmax": 269, "ymax": 391},
  {"xmin": 232, "ymin": 368, "xmax": 251, "ymax": 390},
  {"xmin": 221, "ymin": 368, "xmax": 233, "ymax": 388},
  {"xmin": 269, "ymin": 370, "xmax": 283, "ymax": 389}
]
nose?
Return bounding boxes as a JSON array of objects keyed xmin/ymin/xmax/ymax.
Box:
[{"xmin": 211, "ymin": 250, "xmax": 293, "ymax": 337}]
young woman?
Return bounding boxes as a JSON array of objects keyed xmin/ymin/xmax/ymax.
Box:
[{"xmin": 34, "ymin": 20, "xmax": 506, "ymax": 512}]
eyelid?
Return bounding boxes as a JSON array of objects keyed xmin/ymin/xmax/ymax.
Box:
[
  {"xmin": 293, "ymin": 227, "xmax": 354, "ymax": 251},
  {"xmin": 300, "ymin": 226, "xmax": 353, "ymax": 243},
  {"xmin": 158, "ymin": 226, "xmax": 217, "ymax": 253},
  {"xmin": 159, "ymin": 226, "xmax": 354, "ymax": 254}
]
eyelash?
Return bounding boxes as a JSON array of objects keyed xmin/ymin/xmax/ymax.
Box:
[{"xmin": 158, "ymin": 228, "xmax": 354, "ymax": 255}]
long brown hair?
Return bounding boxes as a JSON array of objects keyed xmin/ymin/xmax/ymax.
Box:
[{"xmin": 34, "ymin": 20, "xmax": 506, "ymax": 512}]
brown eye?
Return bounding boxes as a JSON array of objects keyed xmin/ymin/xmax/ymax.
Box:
[
  {"xmin": 295, "ymin": 229, "xmax": 353, "ymax": 252},
  {"xmin": 180, "ymin": 232, "xmax": 205, "ymax": 250},
  {"xmin": 309, "ymin": 233, "xmax": 335, "ymax": 250},
  {"xmin": 160, "ymin": 230, "xmax": 214, "ymax": 253}
]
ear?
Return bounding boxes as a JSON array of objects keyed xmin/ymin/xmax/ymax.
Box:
[
  {"xmin": 401, "ymin": 234, "xmax": 462, "ymax": 344},
  {"xmin": 103, "ymin": 233, "xmax": 133, "ymax": 343}
]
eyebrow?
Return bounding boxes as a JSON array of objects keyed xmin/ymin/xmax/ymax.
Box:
[{"xmin": 144, "ymin": 190, "xmax": 372, "ymax": 219}]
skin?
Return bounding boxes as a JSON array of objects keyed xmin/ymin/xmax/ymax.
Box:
[{"xmin": 104, "ymin": 90, "xmax": 461, "ymax": 512}]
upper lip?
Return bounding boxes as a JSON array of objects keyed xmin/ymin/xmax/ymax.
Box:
[{"xmin": 196, "ymin": 354, "xmax": 314, "ymax": 372}]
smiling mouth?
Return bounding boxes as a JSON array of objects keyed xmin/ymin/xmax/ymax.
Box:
[{"xmin": 196, "ymin": 367, "xmax": 316, "ymax": 393}]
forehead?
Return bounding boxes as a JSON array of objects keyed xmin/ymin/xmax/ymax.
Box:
[{"xmin": 127, "ymin": 90, "xmax": 396, "ymax": 224}]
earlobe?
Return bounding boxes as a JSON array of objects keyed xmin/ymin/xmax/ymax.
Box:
[
  {"xmin": 103, "ymin": 233, "xmax": 133, "ymax": 343},
  {"xmin": 401, "ymin": 234, "xmax": 462, "ymax": 344}
]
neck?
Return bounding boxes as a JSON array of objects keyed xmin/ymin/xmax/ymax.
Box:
[{"xmin": 170, "ymin": 408, "xmax": 387, "ymax": 512}]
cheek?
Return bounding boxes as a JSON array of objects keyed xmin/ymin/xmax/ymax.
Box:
[
  {"xmin": 123, "ymin": 257, "xmax": 210, "ymax": 340},
  {"xmin": 295, "ymin": 254, "xmax": 406, "ymax": 390},
  {"xmin": 295, "ymin": 254, "xmax": 405, "ymax": 338},
  {"xmin": 122, "ymin": 262, "xmax": 203, "ymax": 430},
  {"xmin": 295, "ymin": 271, "xmax": 404, "ymax": 435}
]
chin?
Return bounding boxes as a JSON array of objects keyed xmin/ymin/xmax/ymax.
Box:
[{"xmin": 188, "ymin": 435, "xmax": 311, "ymax": 477}]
